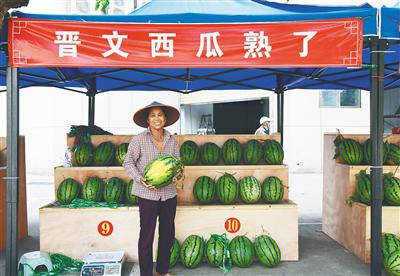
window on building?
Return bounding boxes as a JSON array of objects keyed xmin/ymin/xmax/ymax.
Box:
[{"xmin": 319, "ymin": 90, "xmax": 361, "ymax": 108}]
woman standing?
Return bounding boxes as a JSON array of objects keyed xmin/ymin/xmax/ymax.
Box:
[{"xmin": 123, "ymin": 101, "xmax": 181, "ymax": 276}]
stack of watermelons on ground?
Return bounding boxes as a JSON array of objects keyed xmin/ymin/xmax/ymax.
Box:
[{"xmin": 382, "ymin": 233, "xmax": 400, "ymax": 276}]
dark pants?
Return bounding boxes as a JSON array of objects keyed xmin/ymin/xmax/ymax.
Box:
[{"xmin": 138, "ymin": 196, "xmax": 177, "ymax": 276}]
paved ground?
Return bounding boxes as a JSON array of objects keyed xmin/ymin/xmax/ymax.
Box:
[{"xmin": 0, "ymin": 173, "xmax": 383, "ymax": 275}]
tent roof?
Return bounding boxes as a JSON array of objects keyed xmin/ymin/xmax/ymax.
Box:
[{"xmin": 0, "ymin": 0, "xmax": 399, "ymax": 93}]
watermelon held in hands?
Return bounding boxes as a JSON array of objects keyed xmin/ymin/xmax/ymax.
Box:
[
  {"xmin": 180, "ymin": 235, "xmax": 205, "ymax": 268},
  {"xmin": 94, "ymin": 141, "xmax": 115, "ymax": 166},
  {"xmin": 239, "ymin": 176, "xmax": 261, "ymax": 204},
  {"xmin": 254, "ymin": 235, "xmax": 281, "ymax": 268},
  {"xmin": 262, "ymin": 176, "xmax": 284, "ymax": 204},
  {"xmin": 74, "ymin": 143, "xmax": 94, "ymax": 166},
  {"xmin": 115, "ymin": 143, "xmax": 129, "ymax": 166},
  {"xmin": 243, "ymin": 139, "xmax": 263, "ymax": 165},
  {"xmin": 193, "ymin": 176, "xmax": 216, "ymax": 204},
  {"xmin": 126, "ymin": 179, "xmax": 138, "ymax": 205},
  {"xmin": 180, "ymin": 140, "xmax": 200, "ymax": 165},
  {"xmin": 104, "ymin": 177, "xmax": 125, "ymax": 204},
  {"xmin": 229, "ymin": 236, "xmax": 254, "ymax": 268},
  {"xmin": 57, "ymin": 178, "xmax": 80, "ymax": 205},
  {"xmin": 263, "ymin": 140, "xmax": 284, "ymax": 165},
  {"xmin": 222, "ymin": 139, "xmax": 242, "ymax": 165},
  {"xmin": 82, "ymin": 176, "xmax": 104, "ymax": 202},
  {"xmin": 143, "ymin": 155, "xmax": 183, "ymax": 188},
  {"xmin": 216, "ymin": 173, "xmax": 239, "ymax": 204}
]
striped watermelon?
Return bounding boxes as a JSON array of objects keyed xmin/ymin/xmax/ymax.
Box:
[
  {"xmin": 74, "ymin": 143, "xmax": 94, "ymax": 166},
  {"xmin": 337, "ymin": 138, "xmax": 363, "ymax": 165},
  {"xmin": 262, "ymin": 176, "xmax": 284, "ymax": 204},
  {"xmin": 180, "ymin": 235, "xmax": 205, "ymax": 268},
  {"xmin": 206, "ymin": 236, "xmax": 225, "ymax": 267},
  {"xmin": 115, "ymin": 143, "xmax": 129, "ymax": 166},
  {"xmin": 386, "ymin": 144, "xmax": 400, "ymax": 165},
  {"xmin": 222, "ymin": 139, "xmax": 242, "ymax": 165},
  {"xmin": 384, "ymin": 249, "xmax": 400, "ymax": 276},
  {"xmin": 229, "ymin": 236, "xmax": 254, "ymax": 268},
  {"xmin": 201, "ymin": 142, "xmax": 220, "ymax": 165},
  {"xmin": 384, "ymin": 173, "xmax": 400, "ymax": 206},
  {"xmin": 382, "ymin": 233, "xmax": 400, "ymax": 260},
  {"xmin": 254, "ymin": 235, "xmax": 281, "ymax": 268},
  {"xmin": 104, "ymin": 177, "xmax": 125, "ymax": 203},
  {"xmin": 82, "ymin": 176, "xmax": 104, "ymax": 202},
  {"xmin": 57, "ymin": 178, "xmax": 80, "ymax": 205},
  {"xmin": 143, "ymin": 155, "xmax": 183, "ymax": 188},
  {"xmin": 355, "ymin": 170, "xmax": 371, "ymax": 205},
  {"xmin": 94, "ymin": 142, "xmax": 115, "ymax": 166},
  {"xmin": 362, "ymin": 139, "xmax": 389, "ymax": 165},
  {"xmin": 126, "ymin": 179, "xmax": 138, "ymax": 205},
  {"xmin": 243, "ymin": 140, "xmax": 263, "ymax": 165},
  {"xmin": 263, "ymin": 140, "xmax": 284, "ymax": 165},
  {"xmin": 239, "ymin": 176, "xmax": 261, "ymax": 204},
  {"xmin": 193, "ymin": 176, "xmax": 216, "ymax": 204},
  {"xmin": 216, "ymin": 173, "xmax": 239, "ymax": 204},
  {"xmin": 170, "ymin": 239, "xmax": 180, "ymax": 267},
  {"xmin": 180, "ymin": 140, "xmax": 200, "ymax": 165}
]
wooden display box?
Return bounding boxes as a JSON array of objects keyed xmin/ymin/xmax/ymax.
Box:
[
  {"xmin": 0, "ymin": 137, "xmax": 28, "ymax": 250},
  {"xmin": 54, "ymin": 164, "xmax": 289, "ymax": 204},
  {"xmin": 322, "ymin": 133, "xmax": 400, "ymax": 263},
  {"xmin": 40, "ymin": 202, "xmax": 298, "ymax": 262}
]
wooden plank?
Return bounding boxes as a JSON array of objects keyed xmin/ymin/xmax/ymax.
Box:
[
  {"xmin": 54, "ymin": 165, "xmax": 289, "ymax": 204},
  {"xmin": 40, "ymin": 202, "xmax": 298, "ymax": 262},
  {"xmin": 0, "ymin": 137, "xmax": 28, "ymax": 250}
]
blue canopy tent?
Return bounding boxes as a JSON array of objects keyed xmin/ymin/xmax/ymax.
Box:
[{"xmin": 1, "ymin": 0, "xmax": 399, "ymax": 275}]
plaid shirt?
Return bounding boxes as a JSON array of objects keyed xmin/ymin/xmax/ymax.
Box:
[{"xmin": 123, "ymin": 128, "xmax": 180, "ymax": 201}]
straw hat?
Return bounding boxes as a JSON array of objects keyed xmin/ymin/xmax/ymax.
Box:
[{"xmin": 133, "ymin": 101, "xmax": 180, "ymax": 128}]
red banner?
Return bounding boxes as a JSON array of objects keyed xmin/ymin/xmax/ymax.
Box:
[{"xmin": 9, "ymin": 18, "xmax": 362, "ymax": 68}]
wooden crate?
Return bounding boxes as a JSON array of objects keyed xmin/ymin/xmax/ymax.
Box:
[
  {"xmin": 40, "ymin": 201, "xmax": 298, "ymax": 262},
  {"xmin": 54, "ymin": 164, "xmax": 289, "ymax": 204},
  {"xmin": 322, "ymin": 133, "xmax": 400, "ymax": 263},
  {"xmin": 0, "ymin": 136, "xmax": 28, "ymax": 250}
]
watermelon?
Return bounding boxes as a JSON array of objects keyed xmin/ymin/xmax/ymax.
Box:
[
  {"xmin": 362, "ymin": 139, "xmax": 389, "ymax": 165},
  {"xmin": 337, "ymin": 138, "xmax": 363, "ymax": 165},
  {"xmin": 384, "ymin": 249, "xmax": 400, "ymax": 276},
  {"xmin": 239, "ymin": 176, "xmax": 261, "ymax": 204},
  {"xmin": 263, "ymin": 140, "xmax": 284, "ymax": 165},
  {"xmin": 355, "ymin": 170, "xmax": 371, "ymax": 205},
  {"xmin": 57, "ymin": 178, "xmax": 80, "ymax": 205},
  {"xmin": 104, "ymin": 177, "xmax": 125, "ymax": 203},
  {"xmin": 201, "ymin": 142, "xmax": 220, "ymax": 165},
  {"xmin": 229, "ymin": 236, "xmax": 254, "ymax": 268},
  {"xmin": 126, "ymin": 179, "xmax": 139, "ymax": 205},
  {"xmin": 94, "ymin": 141, "xmax": 115, "ymax": 166},
  {"xmin": 262, "ymin": 176, "xmax": 284, "ymax": 204},
  {"xmin": 193, "ymin": 176, "xmax": 216, "ymax": 204},
  {"xmin": 206, "ymin": 236, "xmax": 226, "ymax": 267},
  {"xmin": 222, "ymin": 139, "xmax": 242, "ymax": 165},
  {"xmin": 143, "ymin": 155, "xmax": 183, "ymax": 188},
  {"xmin": 382, "ymin": 233, "xmax": 400, "ymax": 260},
  {"xmin": 82, "ymin": 176, "xmax": 104, "ymax": 202},
  {"xmin": 216, "ymin": 173, "xmax": 239, "ymax": 204},
  {"xmin": 384, "ymin": 173, "xmax": 400, "ymax": 206},
  {"xmin": 74, "ymin": 143, "xmax": 94, "ymax": 166},
  {"xmin": 386, "ymin": 144, "xmax": 400, "ymax": 165},
  {"xmin": 115, "ymin": 143, "xmax": 129, "ymax": 166},
  {"xmin": 254, "ymin": 235, "xmax": 281, "ymax": 268},
  {"xmin": 180, "ymin": 140, "xmax": 200, "ymax": 165},
  {"xmin": 243, "ymin": 140, "xmax": 263, "ymax": 165},
  {"xmin": 180, "ymin": 235, "xmax": 205, "ymax": 268},
  {"xmin": 169, "ymin": 239, "xmax": 181, "ymax": 267}
]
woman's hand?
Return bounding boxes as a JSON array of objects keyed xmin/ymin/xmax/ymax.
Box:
[{"xmin": 140, "ymin": 177, "xmax": 156, "ymax": 190}]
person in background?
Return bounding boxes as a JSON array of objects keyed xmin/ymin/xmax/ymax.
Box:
[
  {"xmin": 255, "ymin": 116, "xmax": 272, "ymax": 135},
  {"xmin": 123, "ymin": 101, "xmax": 182, "ymax": 276}
]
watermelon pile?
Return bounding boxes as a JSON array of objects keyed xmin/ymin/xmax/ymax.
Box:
[{"xmin": 382, "ymin": 233, "xmax": 400, "ymax": 276}]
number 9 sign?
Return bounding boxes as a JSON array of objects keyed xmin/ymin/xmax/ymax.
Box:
[
  {"xmin": 225, "ymin": 217, "xmax": 241, "ymax": 233},
  {"xmin": 98, "ymin": 220, "xmax": 114, "ymax": 236}
]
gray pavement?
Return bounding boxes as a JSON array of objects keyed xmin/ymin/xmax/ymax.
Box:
[{"xmin": 0, "ymin": 173, "xmax": 377, "ymax": 275}]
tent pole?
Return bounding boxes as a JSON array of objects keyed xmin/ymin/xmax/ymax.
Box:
[
  {"xmin": 6, "ymin": 57, "xmax": 20, "ymax": 276},
  {"xmin": 280, "ymin": 90, "xmax": 284, "ymax": 146},
  {"xmin": 88, "ymin": 80, "xmax": 96, "ymax": 126},
  {"xmin": 369, "ymin": 36, "xmax": 386, "ymax": 276},
  {"xmin": 275, "ymin": 75, "xmax": 284, "ymax": 145}
]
